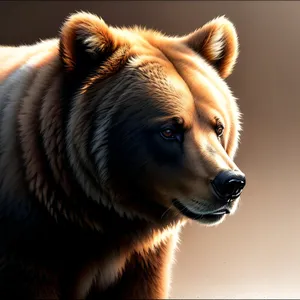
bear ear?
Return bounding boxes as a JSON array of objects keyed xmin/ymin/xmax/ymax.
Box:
[
  {"xmin": 181, "ymin": 16, "xmax": 239, "ymax": 79},
  {"xmin": 59, "ymin": 12, "xmax": 119, "ymax": 72}
]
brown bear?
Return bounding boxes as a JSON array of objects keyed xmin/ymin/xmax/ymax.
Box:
[{"xmin": 0, "ymin": 12, "xmax": 246, "ymax": 299}]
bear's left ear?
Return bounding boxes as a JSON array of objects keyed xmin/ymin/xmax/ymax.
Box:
[
  {"xmin": 181, "ymin": 16, "xmax": 239, "ymax": 79},
  {"xmin": 59, "ymin": 12, "xmax": 120, "ymax": 72}
]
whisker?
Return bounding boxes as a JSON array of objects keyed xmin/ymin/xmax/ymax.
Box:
[{"xmin": 161, "ymin": 204, "xmax": 173, "ymax": 219}]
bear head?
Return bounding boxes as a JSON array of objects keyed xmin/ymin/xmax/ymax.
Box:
[{"xmin": 59, "ymin": 12, "xmax": 246, "ymax": 227}]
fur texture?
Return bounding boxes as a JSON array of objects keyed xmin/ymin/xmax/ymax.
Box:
[{"xmin": 0, "ymin": 12, "xmax": 243, "ymax": 299}]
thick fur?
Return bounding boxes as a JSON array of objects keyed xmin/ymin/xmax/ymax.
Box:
[{"xmin": 0, "ymin": 12, "xmax": 243, "ymax": 299}]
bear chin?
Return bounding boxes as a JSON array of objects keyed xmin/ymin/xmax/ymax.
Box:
[{"xmin": 172, "ymin": 199, "xmax": 230, "ymax": 225}]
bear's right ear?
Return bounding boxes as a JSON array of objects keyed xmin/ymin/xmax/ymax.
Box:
[
  {"xmin": 59, "ymin": 12, "xmax": 119, "ymax": 72},
  {"xmin": 180, "ymin": 16, "xmax": 239, "ymax": 79}
]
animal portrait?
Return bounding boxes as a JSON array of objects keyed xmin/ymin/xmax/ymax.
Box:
[{"xmin": 0, "ymin": 11, "xmax": 245, "ymax": 299}]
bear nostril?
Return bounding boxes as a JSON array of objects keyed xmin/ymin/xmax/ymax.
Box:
[
  {"xmin": 224, "ymin": 178, "xmax": 245, "ymax": 198},
  {"xmin": 211, "ymin": 170, "xmax": 246, "ymax": 203}
]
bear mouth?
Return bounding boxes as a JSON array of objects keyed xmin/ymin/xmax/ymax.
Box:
[{"xmin": 172, "ymin": 199, "xmax": 230, "ymax": 223}]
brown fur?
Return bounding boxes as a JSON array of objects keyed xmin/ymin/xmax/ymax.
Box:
[{"xmin": 0, "ymin": 12, "xmax": 243, "ymax": 299}]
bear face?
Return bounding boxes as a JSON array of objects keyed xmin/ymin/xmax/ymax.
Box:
[{"xmin": 60, "ymin": 12, "xmax": 245, "ymax": 228}]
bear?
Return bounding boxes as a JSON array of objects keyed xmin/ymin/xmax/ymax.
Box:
[{"xmin": 0, "ymin": 11, "xmax": 246, "ymax": 299}]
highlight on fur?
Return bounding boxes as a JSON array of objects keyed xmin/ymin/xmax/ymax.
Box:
[{"xmin": 0, "ymin": 11, "xmax": 244, "ymax": 299}]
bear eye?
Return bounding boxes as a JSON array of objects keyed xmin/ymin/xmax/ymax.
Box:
[
  {"xmin": 160, "ymin": 128, "xmax": 176, "ymax": 140},
  {"xmin": 215, "ymin": 121, "xmax": 224, "ymax": 138}
]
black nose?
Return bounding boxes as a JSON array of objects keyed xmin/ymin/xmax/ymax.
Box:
[{"xmin": 211, "ymin": 170, "xmax": 246, "ymax": 203}]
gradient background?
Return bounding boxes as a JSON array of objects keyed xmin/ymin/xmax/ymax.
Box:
[{"xmin": 1, "ymin": 1, "xmax": 300, "ymax": 299}]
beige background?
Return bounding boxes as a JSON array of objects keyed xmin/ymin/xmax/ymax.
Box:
[{"xmin": 1, "ymin": 1, "xmax": 300, "ymax": 298}]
